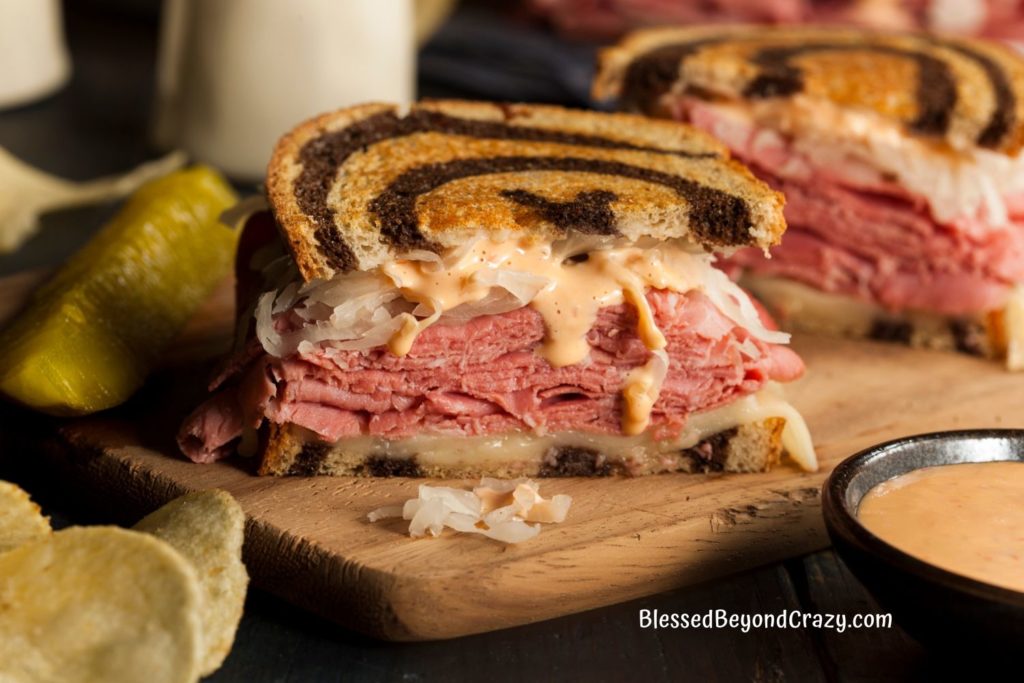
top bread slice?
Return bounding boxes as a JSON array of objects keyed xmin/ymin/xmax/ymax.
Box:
[
  {"xmin": 593, "ymin": 25, "xmax": 1024, "ymax": 156},
  {"xmin": 266, "ymin": 100, "xmax": 785, "ymax": 280}
]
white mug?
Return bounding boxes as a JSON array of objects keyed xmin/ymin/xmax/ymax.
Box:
[
  {"xmin": 153, "ymin": 0, "xmax": 416, "ymax": 181},
  {"xmin": 0, "ymin": 0, "xmax": 70, "ymax": 109}
]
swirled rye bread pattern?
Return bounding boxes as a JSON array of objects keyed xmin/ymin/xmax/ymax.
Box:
[
  {"xmin": 266, "ymin": 101, "xmax": 785, "ymax": 278},
  {"xmin": 594, "ymin": 25, "xmax": 1024, "ymax": 152},
  {"xmin": 179, "ymin": 100, "xmax": 816, "ymax": 477},
  {"xmin": 596, "ymin": 26, "xmax": 1024, "ymax": 368}
]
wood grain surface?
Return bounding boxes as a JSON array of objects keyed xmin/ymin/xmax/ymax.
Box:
[{"xmin": 3, "ymin": 270, "xmax": 1022, "ymax": 641}]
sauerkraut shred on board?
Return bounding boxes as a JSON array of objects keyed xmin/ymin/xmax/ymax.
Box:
[{"xmin": 368, "ymin": 478, "xmax": 572, "ymax": 544}]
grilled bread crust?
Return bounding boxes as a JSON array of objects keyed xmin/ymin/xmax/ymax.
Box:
[
  {"xmin": 257, "ymin": 419, "xmax": 786, "ymax": 478},
  {"xmin": 266, "ymin": 99, "xmax": 786, "ymax": 280},
  {"xmin": 594, "ymin": 25, "xmax": 1024, "ymax": 155}
]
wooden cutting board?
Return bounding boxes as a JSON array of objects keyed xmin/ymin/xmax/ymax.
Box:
[{"xmin": 2, "ymin": 270, "xmax": 1022, "ymax": 641}]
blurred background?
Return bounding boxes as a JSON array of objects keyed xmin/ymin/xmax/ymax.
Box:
[{"xmin": 1, "ymin": 0, "xmax": 1023, "ymax": 274}]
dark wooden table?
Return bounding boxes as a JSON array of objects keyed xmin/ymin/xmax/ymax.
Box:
[{"xmin": 0, "ymin": 3, "xmax": 960, "ymax": 680}]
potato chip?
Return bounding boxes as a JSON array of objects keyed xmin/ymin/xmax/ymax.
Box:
[
  {"xmin": 0, "ymin": 480, "xmax": 51, "ymax": 553},
  {"xmin": 134, "ymin": 489, "xmax": 248, "ymax": 676},
  {"xmin": 0, "ymin": 526, "xmax": 202, "ymax": 683}
]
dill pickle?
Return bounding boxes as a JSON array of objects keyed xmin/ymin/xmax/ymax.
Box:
[{"xmin": 0, "ymin": 166, "xmax": 238, "ymax": 415}]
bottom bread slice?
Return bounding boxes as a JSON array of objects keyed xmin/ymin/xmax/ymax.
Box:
[
  {"xmin": 743, "ymin": 274, "xmax": 1023, "ymax": 368},
  {"xmin": 257, "ymin": 418, "xmax": 786, "ymax": 478}
]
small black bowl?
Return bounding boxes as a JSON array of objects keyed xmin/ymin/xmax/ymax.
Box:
[{"xmin": 822, "ymin": 429, "xmax": 1024, "ymax": 651}]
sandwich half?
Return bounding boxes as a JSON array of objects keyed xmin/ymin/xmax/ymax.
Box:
[
  {"xmin": 595, "ymin": 26, "xmax": 1024, "ymax": 368},
  {"xmin": 178, "ymin": 100, "xmax": 815, "ymax": 477}
]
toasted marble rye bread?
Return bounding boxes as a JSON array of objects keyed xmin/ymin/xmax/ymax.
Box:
[
  {"xmin": 258, "ymin": 419, "xmax": 786, "ymax": 477},
  {"xmin": 266, "ymin": 99, "xmax": 786, "ymax": 281},
  {"xmin": 593, "ymin": 25, "xmax": 1024, "ymax": 154}
]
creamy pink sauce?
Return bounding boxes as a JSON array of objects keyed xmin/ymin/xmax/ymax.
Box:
[{"xmin": 858, "ymin": 461, "xmax": 1024, "ymax": 593}]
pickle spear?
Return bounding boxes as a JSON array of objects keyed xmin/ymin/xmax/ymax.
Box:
[{"xmin": 0, "ymin": 166, "xmax": 238, "ymax": 416}]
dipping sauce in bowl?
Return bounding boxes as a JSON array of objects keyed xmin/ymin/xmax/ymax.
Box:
[
  {"xmin": 823, "ymin": 431, "xmax": 1024, "ymax": 652},
  {"xmin": 858, "ymin": 461, "xmax": 1024, "ymax": 593}
]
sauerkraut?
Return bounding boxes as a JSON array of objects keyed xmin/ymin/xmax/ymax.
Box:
[
  {"xmin": 367, "ymin": 478, "xmax": 572, "ymax": 543},
  {"xmin": 683, "ymin": 96, "xmax": 1024, "ymax": 229},
  {"xmin": 253, "ymin": 237, "xmax": 788, "ymax": 358}
]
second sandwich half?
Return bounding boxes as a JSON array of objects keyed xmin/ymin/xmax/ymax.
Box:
[
  {"xmin": 595, "ymin": 26, "xmax": 1024, "ymax": 368},
  {"xmin": 179, "ymin": 101, "xmax": 815, "ymax": 477}
]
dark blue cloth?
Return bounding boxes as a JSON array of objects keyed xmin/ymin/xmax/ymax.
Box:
[{"xmin": 418, "ymin": 7, "xmax": 603, "ymax": 108}]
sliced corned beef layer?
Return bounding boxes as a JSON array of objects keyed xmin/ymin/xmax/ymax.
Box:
[
  {"xmin": 724, "ymin": 168, "xmax": 1024, "ymax": 316},
  {"xmin": 179, "ymin": 289, "xmax": 803, "ymax": 464},
  {"xmin": 676, "ymin": 98, "xmax": 1024, "ymax": 316}
]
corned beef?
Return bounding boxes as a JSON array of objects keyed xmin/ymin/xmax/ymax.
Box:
[
  {"xmin": 727, "ymin": 170, "xmax": 1024, "ymax": 315},
  {"xmin": 680, "ymin": 99, "xmax": 1024, "ymax": 316},
  {"xmin": 178, "ymin": 289, "xmax": 803, "ymax": 463}
]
